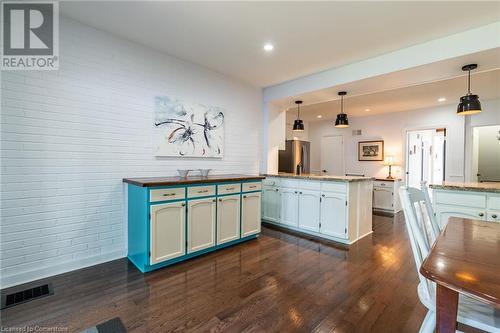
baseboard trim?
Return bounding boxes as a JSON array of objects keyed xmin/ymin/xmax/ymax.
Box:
[{"xmin": 0, "ymin": 251, "xmax": 126, "ymax": 289}]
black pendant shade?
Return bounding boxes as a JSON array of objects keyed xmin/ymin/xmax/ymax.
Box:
[
  {"xmin": 334, "ymin": 91, "xmax": 349, "ymax": 128},
  {"xmin": 293, "ymin": 100, "xmax": 304, "ymax": 131},
  {"xmin": 457, "ymin": 64, "xmax": 481, "ymax": 116}
]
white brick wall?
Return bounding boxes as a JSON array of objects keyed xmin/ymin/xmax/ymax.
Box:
[{"xmin": 0, "ymin": 18, "xmax": 262, "ymax": 288}]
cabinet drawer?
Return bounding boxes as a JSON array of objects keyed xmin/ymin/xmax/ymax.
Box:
[
  {"xmin": 434, "ymin": 191, "xmax": 486, "ymax": 208},
  {"xmin": 321, "ymin": 181, "xmax": 347, "ymax": 193},
  {"xmin": 243, "ymin": 182, "xmax": 261, "ymax": 192},
  {"xmin": 218, "ymin": 183, "xmax": 241, "ymax": 195},
  {"xmin": 374, "ymin": 181, "xmax": 393, "ymax": 188},
  {"xmin": 187, "ymin": 185, "xmax": 216, "ymax": 198},
  {"xmin": 279, "ymin": 179, "xmax": 299, "ymax": 189},
  {"xmin": 487, "ymin": 194, "xmax": 500, "ymax": 210},
  {"xmin": 263, "ymin": 178, "xmax": 279, "ymax": 187},
  {"xmin": 150, "ymin": 187, "xmax": 185, "ymax": 202},
  {"xmin": 299, "ymin": 180, "xmax": 321, "ymax": 191}
]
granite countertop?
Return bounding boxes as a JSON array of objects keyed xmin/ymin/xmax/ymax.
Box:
[
  {"xmin": 262, "ymin": 173, "xmax": 373, "ymax": 182},
  {"xmin": 429, "ymin": 182, "xmax": 500, "ymax": 193},
  {"xmin": 123, "ymin": 174, "xmax": 264, "ymax": 187},
  {"xmin": 374, "ymin": 178, "xmax": 402, "ymax": 182}
]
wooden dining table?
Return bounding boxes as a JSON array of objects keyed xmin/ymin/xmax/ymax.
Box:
[{"xmin": 420, "ymin": 217, "xmax": 500, "ymax": 333}]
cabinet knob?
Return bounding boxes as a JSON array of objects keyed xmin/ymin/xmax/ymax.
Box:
[
  {"xmin": 299, "ymin": 191, "xmax": 303, "ymax": 194},
  {"xmin": 181, "ymin": 203, "xmax": 186, "ymax": 207},
  {"xmin": 213, "ymin": 199, "xmax": 216, "ymax": 203},
  {"xmin": 294, "ymin": 191, "xmax": 298, "ymax": 194},
  {"xmin": 478, "ymin": 212, "xmax": 484, "ymax": 217},
  {"xmin": 243, "ymin": 195, "xmax": 247, "ymax": 198},
  {"xmin": 322, "ymin": 194, "xmax": 325, "ymax": 197},
  {"xmin": 492, "ymin": 214, "xmax": 498, "ymax": 219},
  {"xmin": 275, "ymin": 188, "xmax": 279, "ymax": 192},
  {"xmin": 218, "ymin": 199, "xmax": 222, "ymax": 202}
]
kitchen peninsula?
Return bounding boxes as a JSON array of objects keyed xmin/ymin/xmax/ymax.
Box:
[
  {"xmin": 261, "ymin": 173, "xmax": 374, "ymax": 244},
  {"xmin": 123, "ymin": 174, "xmax": 264, "ymax": 272},
  {"xmin": 430, "ymin": 182, "xmax": 500, "ymax": 225}
]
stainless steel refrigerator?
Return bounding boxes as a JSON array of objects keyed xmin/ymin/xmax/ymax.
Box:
[{"xmin": 278, "ymin": 140, "xmax": 310, "ymax": 174}]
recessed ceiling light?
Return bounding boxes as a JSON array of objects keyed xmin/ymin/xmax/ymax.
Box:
[
  {"xmin": 365, "ymin": 108, "xmax": 371, "ymax": 112},
  {"xmin": 263, "ymin": 43, "xmax": 274, "ymax": 52},
  {"xmin": 317, "ymin": 115, "xmax": 323, "ymax": 119},
  {"xmin": 438, "ymin": 97, "xmax": 447, "ymax": 102}
]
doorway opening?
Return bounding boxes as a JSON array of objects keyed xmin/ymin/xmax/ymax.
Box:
[
  {"xmin": 472, "ymin": 125, "xmax": 500, "ymax": 182},
  {"xmin": 405, "ymin": 128, "xmax": 446, "ymax": 188}
]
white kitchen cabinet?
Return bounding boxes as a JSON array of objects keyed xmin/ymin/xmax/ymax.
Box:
[
  {"xmin": 279, "ymin": 188, "xmax": 299, "ymax": 227},
  {"xmin": 431, "ymin": 188, "xmax": 500, "ymax": 226},
  {"xmin": 242, "ymin": 192, "xmax": 262, "ymax": 237},
  {"xmin": 187, "ymin": 197, "xmax": 216, "ymax": 253},
  {"xmin": 373, "ymin": 179, "xmax": 401, "ymax": 214},
  {"xmin": 320, "ymin": 192, "xmax": 347, "ymax": 239},
  {"xmin": 262, "ymin": 185, "xmax": 280, "ymax": 223},
  {"xmin": 150, "ymin": 201, "xmax": 186, "ymax": 264},
  {"xmin": 217, "ymin": 194, "xmax": 240, "ymax": 245},
  {"xmin": 298, "ymin": 189, "xmax": 320, "ymax": 232}
]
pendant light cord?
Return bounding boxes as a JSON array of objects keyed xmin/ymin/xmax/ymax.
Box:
[
  {"xmin": 297, "ymin": 103, "xmax": 300, "ymax": 119},
  {"xmin": 467, "ymin": 69, "xmax": 471, "ymax": 95},
  {"xmin": 340, "ymin": 95, "xmax": 344, "ymax": 115}
]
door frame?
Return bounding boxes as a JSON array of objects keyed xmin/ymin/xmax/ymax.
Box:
[
  {"xmin": 321, "ymin": 135, "xmax": 345, "ymax": 175},
  {"xmin": 403, "ymin": 125, "xmax": 447, "ymax": 185}
]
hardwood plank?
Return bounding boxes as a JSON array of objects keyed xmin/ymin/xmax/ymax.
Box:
[{"xmin": 0, "ymin": 214, "xmax": 481, "ymax": 332}]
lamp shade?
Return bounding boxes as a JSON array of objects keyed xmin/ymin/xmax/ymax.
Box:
[
  {"xmin": 293, "ymin": 119, "xmax": 304, "ymax": 131},
  {"xmin": 457, "ymin": 94, "xmax": 481, "ymax": 115},
  {"xmin": 334, "ymin": 113, "xmax": 349, "ymax": 128},
  {"xmin": 384, "ymin": 155, "xmax": 395, "ymax": 166}
]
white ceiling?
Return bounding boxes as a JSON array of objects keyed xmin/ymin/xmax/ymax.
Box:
[
  {"xmin": 61, "ymin": 1, "xmax": 500, "ymax": 87},
  {"xmin": 286, "ymin": 68, "xmax": 500, "ymax": 122}
]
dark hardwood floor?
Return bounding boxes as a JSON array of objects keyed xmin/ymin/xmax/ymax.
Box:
[{"xmin": 0, "ymin": 214, "xmax": 476, "ymax": 332}]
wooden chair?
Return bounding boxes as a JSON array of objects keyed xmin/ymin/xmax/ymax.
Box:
[{"xmin": 399, "ymin": 186, "xmax": 500, "ymax": 333}]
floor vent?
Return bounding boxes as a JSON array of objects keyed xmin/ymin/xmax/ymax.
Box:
[{"xmin": 1, "ymin": 283, "xmax": 53, "ymax": 309}]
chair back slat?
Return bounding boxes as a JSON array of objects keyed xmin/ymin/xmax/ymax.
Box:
[
  {"xmin": 399, "ymin": 186, "xmax": 436, "ymax": 301},
  {"xmin": 420, "ymin": 181, "xmax": 441, "ymax": 238}
]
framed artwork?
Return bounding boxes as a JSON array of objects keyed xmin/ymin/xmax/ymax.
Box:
[
  {"xmin": 358, "ymin": 140, "xmax": 384, "ymax": 161},
  {"xmin": 154, "ymin": 96, "xmax": 225, "ymax": 158}
]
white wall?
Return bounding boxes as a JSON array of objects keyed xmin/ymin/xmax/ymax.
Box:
[
  {"xmin": 306, "ymin": 101, "xmax": 500, "ymax": 181},
  {"xmin": 0, "ymin": 18, "xmax": 262, "ymax": 288}
]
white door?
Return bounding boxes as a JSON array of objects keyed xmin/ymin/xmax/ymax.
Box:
[
  {"xmin": 280, "ymin": 188, "xmax": 299, "ymax": 227},
  {"xmin": 320, "ymin": 192, "xmax": 347, "ymax": 239},
  {"xmin": 298, "ymin": 190, "xmax": 320, "ymax": 232},
  {"xmin": 321, "ymin": 136, "xmax": 344, "ymax": 176},
  {"xmin": 242, "ymin": 192, "xmax": 262, "ymax": 237},
  {"xmin": 187, "ymin": 197, "xmax": 216, "ymax": 253},
  {"xmin": 150, "ymin": 201, "xmax": 186, "ymax": 264},
  {"xmin": 373, "ymin": 188, "xmax": 393, "ymax": 210},
  {"xmin": 217, "ymin": 194, "xmax": 240, "ymax": 244},
  {"xmin": 262, "ymin": 186, "xmax": 279, "ymax": 223}
]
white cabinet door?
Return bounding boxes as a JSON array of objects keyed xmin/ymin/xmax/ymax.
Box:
[
  {"xmin": 320, "ymin": 192, "xmax": 347, "ymax": 239},
  {"xmin": 187, "ymin": 197, "xmax": 216, "ymax": 253},
  {"xmin": 242, "ymin": 192, "xmax": 262, "ymax": 237},
  {"xmin": 262, "ymin": 186, "xmax": 279, "ymax": 223},
  {"xmin": 150, "ymin": 201, "xmax": 186, "ymax": 265},
  {"xmin": 298, "ymin": 190, "xmax": 320, "ymax": 232},
  {"xmin": 217, "ymin": 194, "xmax": 240, "ymax": 244},
  {"xmin": 280, "ymin": 188, "xmax": 298, "ymax": 227},
  {"xmin": 435, "ymin": 206, "xmax": 486, "ymax": 228},
  {"xmin": 373, "ymin": 187, "xmax": 393, "ymax": 210}
]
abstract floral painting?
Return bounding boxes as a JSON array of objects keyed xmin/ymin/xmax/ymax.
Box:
[{"xmin": 154, "ymin": 96, "xmax": 225, "ymax": 157}]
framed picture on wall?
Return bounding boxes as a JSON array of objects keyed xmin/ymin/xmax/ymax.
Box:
[{"xmin": 358, "ymin": 140, "xmax": 384, "ymax": 161}]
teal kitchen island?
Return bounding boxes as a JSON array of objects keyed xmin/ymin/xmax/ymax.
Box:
[{"xmin": 123, "ymin": 174, "xmax": 264, "ymax": 272}]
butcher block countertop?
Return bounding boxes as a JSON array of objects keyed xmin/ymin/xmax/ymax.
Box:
[
  {"xmin": 429, "ymin": 182, "xmax": 500, "ymax": 193},
  {"xmin": 123, "ymin": 174, "xmax": 265, "ymax": 187},
  {"xmin": 262, "ymin": 173, "xmax": 373, "ymax": 182}
]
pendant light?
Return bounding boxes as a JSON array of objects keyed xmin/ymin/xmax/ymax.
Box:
[
  {"xmin": 335, "ymin": 91, "xmax": 349, "ymax": 128},
  {"xmin": 457, "ymin": 64, "xmax": 481, "ymax": 115},
  {"xmin": 292, "ymin": 100, "xmax": 304, "ymax": 131}
]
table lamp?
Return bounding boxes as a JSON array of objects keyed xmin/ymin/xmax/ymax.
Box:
[{"xmin": 384, "ymin": 155, "xmax": 396, "ymax": 179}]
